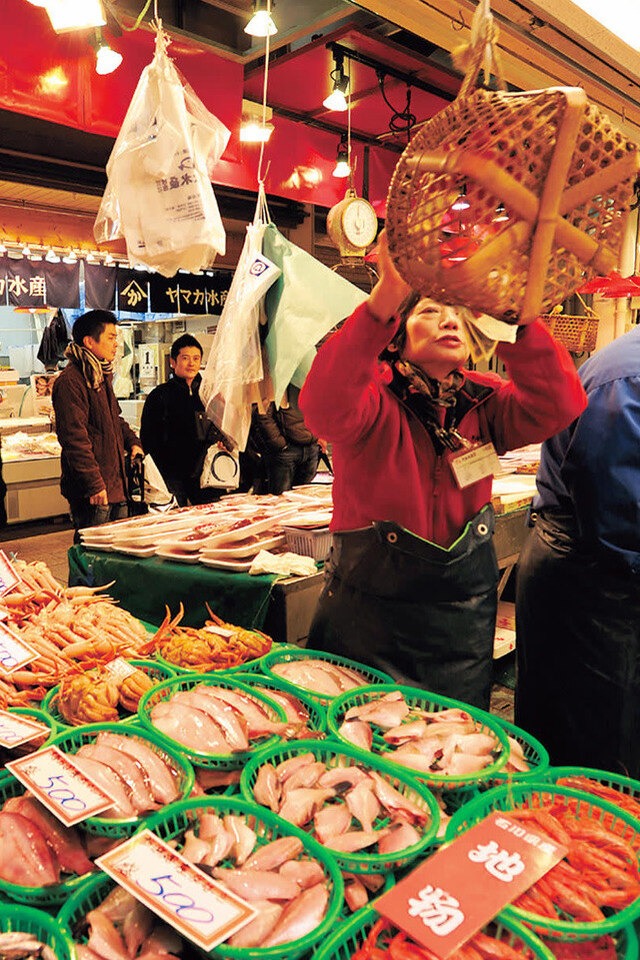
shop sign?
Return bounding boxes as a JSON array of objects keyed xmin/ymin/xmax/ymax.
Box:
[
  {"xmin": 0, "ymin": 256, "xmax": 80, "ymax": 308},
  {"xmin": 6, "ymin": 745, "xmax": 118, "ymax": 825},
  {"xmin": 117, "ymin": 269, "xmax": 151, "ymax": 313},
  {"xmin": 96, "ymin": 829, "xmax": 258, "ymax": 950},
  {"xmin": 0, "ymin": 549, "xmax": 21, "ymax": 596},
  {"xmin": 376, "ymin": 811, "xmax": 567, "ymax": 959},
  {"xmin": 148, "ymin": 270, "xmax": 231, "ymax": 315},
  {"xmin": 84, "ymin": 261, "xmax": 116, "ymax": 310},
  {"xmin": 0, "ymin": 621, "xmax": 38, "ymax": 674}
]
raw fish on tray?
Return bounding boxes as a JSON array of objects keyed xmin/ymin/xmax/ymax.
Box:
[
  {"xmin": 270, "ymin": 658, "xmax": 371, "ymax": 697},
  {"xmin": 0, "ymin": 932, "xmax": 57, "ymax": 959}
]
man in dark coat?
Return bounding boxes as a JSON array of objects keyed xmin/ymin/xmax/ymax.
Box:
[
  {"xmin": 140, "ymin": 334, "xmax": 228, "ymax": 506},
  {"xmin": 52, "ymin": 310, "xmax": 142, "ymax": 537},
  {"xmin": 250, "ymin": 385, "xmax": 322, "ymax": 495}
]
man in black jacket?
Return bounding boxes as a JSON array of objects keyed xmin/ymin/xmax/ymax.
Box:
[{"xmin": 140, "ymin": 334, "xmax": 227, "ymax": 506}]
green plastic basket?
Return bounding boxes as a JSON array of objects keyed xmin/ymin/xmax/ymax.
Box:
[
  {"xmin": 259, "ymin": 648, "xmax": 393, "ymax": 707},
  {"xmin": 141, "ymin": 795, "xmax": 345, "ymax": 960},
  {"xmin": 137, "ymin": 673, "xmax": 288, "ymax": 769},
  {"xmin": 240, "ymin": 738, "xmax": 440, "ymax": 875},
  {"xmin": 0, "ymin": 901, "xmax": 74, "ymax": 959},
  {"xmin": 310, "ymin": 899, "xmax": 555, "ymax": 960},
  {"xmin": 541, "ymin": 925, "xmax": 639, "ymax": 960},
  {"xmin": 326, "ymin": 683, "xmax": 510, "ymax": 791},
  {"xmin": 231, "ymin": 672, "xmax": 327, "ymax": 736},
  {"xmin": 340, "ymin": 868, "xmax": 395, "ymax": 919},
  {"xmin": 42, "ymin": 658, "xmax": 177, "ymax": 730},
  {"xmin": 488, "ymin": 715, "xmax": 550, "ymax": 784},
  {"xmin": 49, "ymin": 721, "xmax": 195, "ymax": 838},
  {"xmin": 0, "ymin": 772, "xmax": 97, "ymax": 907},
  {"xmin": 548, "ymin": 767, "xmax": 640, "ymax": 826},
  {"xmin": 155, "ymin": 646, "xmax": 272, "ymax": 676},
  {"xmin": 446, "ymin": 781, "xmax": 640, "ymax": 940}
]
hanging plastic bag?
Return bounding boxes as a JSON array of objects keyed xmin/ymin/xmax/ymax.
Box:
[
  {"xmin": 200, "ymin": 185, "xmax": 281, "ymax": 450},
  {"xmin": 94, "ymin": 25, "xmax": 230, "ymax": 277},
  {"xmin": 200, "ymin": 446, "xmax": 240, "ymax": 490},
  {"xmin": 142, "ymin": 454, "xmax": 177, "ymax": 509},
  {"xmin": 262, "ymin": 223, "xmax": 367, "ymax": 405}
]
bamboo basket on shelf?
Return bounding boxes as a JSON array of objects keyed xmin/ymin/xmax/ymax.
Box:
[{"xmin": 385, "ymin": 0, "xmax": 640, "ymax": 324}]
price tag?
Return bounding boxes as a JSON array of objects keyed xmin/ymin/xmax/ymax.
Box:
[
  {"xmin": 205, "ymin": 625, "xmax": 235, "ymax": 638},
  {"xmin": 104, "ymin": 657, "xmax": 137, "ymax": 683},
  {"xmin": 0, "ymin": 710, "xmax": 50, "ymax": 748},
  {"xmin": 376, "ymin": 811, "xmax": 567, "ymax": 959},
  {"xmin": 0, "ymin": 622, "xmax": 38, "ymax": 674},
  {"xmin": 96, "ymin": 829, "xmax": 258, "ymax": 951},
  {"xmin": 449, "ymin": 443, "xmax": 501, "ymax": 489},
  {"xmin": 0, "ymin": 550, "xmax": 21, "ymax": 597},
  {"xmin": 6, "ymin": 745, "xmax": 117, "ymax": 826}
]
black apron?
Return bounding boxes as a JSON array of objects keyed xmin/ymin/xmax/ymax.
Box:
[{"xmin": 308, "ymin": 503, "xmax": 499, "ymax": 710}]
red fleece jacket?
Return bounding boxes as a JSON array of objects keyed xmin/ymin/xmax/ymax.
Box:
[{"xmin": 299, "ymin": 303, "xmax": 587, "ymax": 547}]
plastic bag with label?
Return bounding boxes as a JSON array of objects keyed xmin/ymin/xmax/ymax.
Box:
[
  {"xmin": 200, "ymin": 186, "xmax": 281, "ymax": 450},
  {"xmin": 94, "ymin": 28, "xmax": 230, "ymax": 277}
]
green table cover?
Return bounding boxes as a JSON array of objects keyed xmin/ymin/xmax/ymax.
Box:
[{"xmin": 67, "ymin": 545, "xmax": 278, "ymax": 631}]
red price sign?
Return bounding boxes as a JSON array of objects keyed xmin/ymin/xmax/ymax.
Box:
[{"xmin": 376, "ymin": 811, "xmax": 567, "ymax": 960}]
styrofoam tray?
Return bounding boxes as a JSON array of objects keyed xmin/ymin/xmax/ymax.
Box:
[
  {"xmin": 198, "ymin": 509, "xmax": 298, "ymax": 548},
  {"xmin": 155, "ymin": 547, "xmax": 203, "ymax": 564},
  {"xmin": 281, "ymin": 511, "xmax": 333, "ymax": 529},
  {"xmin": 200, "ymin": 534, "xmax": 286, "ymax": 560},
  {"xmin": 110, "ymin": 543, "xmax": 158, "ymax": 558},
  {"xmin": 81, "ymin": 540, "xmax": 114, "ymax": 551},
  {"xmin": 111, "ymin": 523, "xmax": 196, "ymax": 548},
  {"xmin": 199, "ymin": 556, "xmax": 253, "ymax": 572}
]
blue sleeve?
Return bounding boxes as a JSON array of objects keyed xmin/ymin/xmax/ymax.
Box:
[{"xmin": 561, "ymin": 376, "xmax": 640, "ymax": 569}]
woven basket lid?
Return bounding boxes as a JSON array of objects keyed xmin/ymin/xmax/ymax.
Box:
[{"xmin": 386, "ymin": 42, "xmax": 640, "ymax": 323}]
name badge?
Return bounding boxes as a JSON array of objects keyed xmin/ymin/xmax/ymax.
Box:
[
  {"xmin": 0, "ymin": 710, "xmax": 50, "ymax": 748},
  {"xmin": 97, "ymin": 829, "xmax": 258, "ymax": 951},
  {"xmin": 6, "ymin": 745, "xmax": 117, "ymax": 826},
  {"xmin": 376, "ymin": 811, "xmax": 566, "ymax": 959},
  {"xmin": 449, "ymin": 442, "xmax": 501, "ymax": 489}
]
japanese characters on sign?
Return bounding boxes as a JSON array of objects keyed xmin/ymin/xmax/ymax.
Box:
[
  {"xmin": 96, "ymin": 829, "xmax": 258, "ymax": 950},
  {"xmin": 6, "ymin": 745, "xmax": 118, "ymax": 826},
  {"xmin": 376, "ymin": 811, "xmax": 567, "ymax": 959},
  {"xmin": 0, "ymin": 621, "xmax": 39, "ymax": 674},
  {"xmin": 0, "ymin": 550, "xmax": 21, "ymax": 597},
  {"xmin": 0, "ymin": 709, "xmax": 50, "ymax": 749},
  {"xmin": 0, "ymin": 255, "xmax": 80, "ymax": 308}
]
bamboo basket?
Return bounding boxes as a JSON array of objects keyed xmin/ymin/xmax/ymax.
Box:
[
  {"xmin": 541, "ymin": 291, "xmax": 600, "ymax": 352},
  {"xmin": 386, "ymin": 0, "xmax": 640, "ymax": 324}
]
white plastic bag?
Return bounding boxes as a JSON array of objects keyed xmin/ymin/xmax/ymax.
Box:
[
  {"xmin": 94, "ymin": 27, "xmax": 230, "ymax": 277},
  {"xmin": 200, "ymin": 445, "xmax": 240, "ymax": 490},
  {"xmin": 200, "ymin": 185, "xmax": 281, "ymax": 450},
  {"xmin": 143, "ymin": 454, "xmax": 175, "ymax": 507}
]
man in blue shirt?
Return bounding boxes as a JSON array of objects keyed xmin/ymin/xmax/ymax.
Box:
[{"xmin": 515, "ymin": 325, "xmax": 640, "ymax": 776}]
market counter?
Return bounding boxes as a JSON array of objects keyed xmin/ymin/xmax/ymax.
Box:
[{"xmin": 67, "ymin": 508, "xmax": 529, "ymax": 646}]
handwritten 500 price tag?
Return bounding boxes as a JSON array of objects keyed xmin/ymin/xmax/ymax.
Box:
[
  {"xmin": 96, "ymin": 830, "xmax": 258, "ymax": 951},
  {"xmin": 376, "ymin": 811, "xmax": 567, "ymax": 960},
  {"xmin": 0, "ymin": 709, "xmax": 50, "ymax": 748},
  {"xmin": 6, "ymin": 745, "xmax": 117, "ymax": 826}
]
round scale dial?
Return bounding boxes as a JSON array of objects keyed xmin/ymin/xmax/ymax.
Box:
[{"xmin": 341, "ymin": 197, "xmax": 378, "ymax": 248}]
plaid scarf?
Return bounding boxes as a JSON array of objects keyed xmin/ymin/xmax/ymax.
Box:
[
  {"xmin": 65, "ymin": 342, "xmax": 112, "ymax": 391},
  {"xmin": 391, "ymin": 359, "xmax": 468, "ymax": 453}
]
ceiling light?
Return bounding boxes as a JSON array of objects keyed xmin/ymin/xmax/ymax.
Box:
[
  {"xmin": 494, "ymin": 203, "xmax": 509, "ymax": 223},
  {"xmin": 332, "ymin": 140, "xmax": 350, "ymax": 178},
  {"xmin": 0, "ymin": 243, "xmax": 6, "ymax": 255},
  {"xmin": 245, "ymin": 0, "xmax": 277, "ymax": 37},
  {"xmin": 45, "ymin": 248, "xmax": 61, "ymax": 263},
  {"xmin": 62, "ymin": 250, "xmax": 78, "ymax": 264},
  {"xmin": 95, "ymin": 40, "xmax": 123, "ymax": 75},
  {"xmin": 451, "ymin": 185, "xmax": 470, "ymax": 211},
  {"xmin": 21, "ymin": 244, "xmax": 32, "ymax": 258},
  {"xmin": 323, "ymin": 49, "xmax": 349, "ymax": 112},
  {"xmin": 104, "ymin": 252, "xmax": 115, "ymax": 266},
  {"xmin": 45, "ymin": 0, "xmax": 106, "ymax": 33},
  {"xmin": 240, "ymin": 119, "xmax": 274, "ymax": 143}
]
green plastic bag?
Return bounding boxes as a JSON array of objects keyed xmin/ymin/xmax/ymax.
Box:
[{"xmin": 263, "ymin": 223, "xmax": 367, "ymax": 404}]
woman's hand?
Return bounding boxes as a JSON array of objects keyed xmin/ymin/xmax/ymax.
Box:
[{"xmin": 368, "ymin": 230, "xmax": 412, "ymax": 324}]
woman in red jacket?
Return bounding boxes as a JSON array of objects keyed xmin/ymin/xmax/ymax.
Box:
[{"xmin": 299, "ymin": 234, "xmax": 587, "ymax": 710}]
